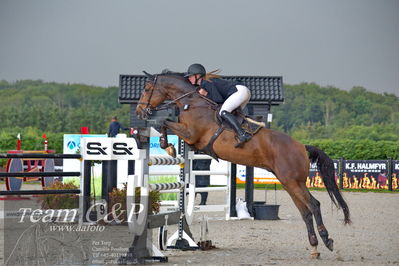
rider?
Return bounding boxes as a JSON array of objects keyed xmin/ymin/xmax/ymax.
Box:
[{"xmin": 185, "ymin": 63, "xmax": 252, "ymax": 147}]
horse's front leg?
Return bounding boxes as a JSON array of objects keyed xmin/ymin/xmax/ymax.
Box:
[
  {"xmin": 159, "ymin": 125, "xmax": 169, "ymax": 149},
  {"xmin": 159, "ymin": 125, "xmax": 176, "ymax": 157}
]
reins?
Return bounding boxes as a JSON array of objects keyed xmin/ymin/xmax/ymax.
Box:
[
  {"xmin": 139, "ymin": 73, "xmax": 218, "ymax": 112},
  {"xmin": 198, "ymin": 94, "xmax": 218, "ymax": 109},
  {"xmin": 154, "ymin": 90, "xmax": 197, "ymax": 111}
]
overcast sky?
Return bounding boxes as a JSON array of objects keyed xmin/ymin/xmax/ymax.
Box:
[{"xmin": 0, "ymin": 0, "xmax": 398, "ymax": 95}]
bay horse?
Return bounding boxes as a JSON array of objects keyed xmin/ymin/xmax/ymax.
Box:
[{"xmin": 136, "ymin": 72, "xmax": 351, "ymax": 258}]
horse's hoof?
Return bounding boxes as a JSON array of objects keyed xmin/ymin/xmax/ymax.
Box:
[
  {"xmin": 326, "ymin": 238, "xmax": 334, "ymax": 251},
  {"xmin": 166, "ymin": 144, "xmax": 176, "ymax": 158},
  {"xmin": 310, "ymin": 252, "xmax": 320, "ymax": 259}
]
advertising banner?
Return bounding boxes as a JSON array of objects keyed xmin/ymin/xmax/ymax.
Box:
[
  {"xmin": 63, "ymin": 134, "xmax": 106, "ymax": 183},
  {"xmin": 343, "ymin": 160, "xmax": 388, "ymax": 189},
  {"xmin": 80, "ymin": 137, "xmax": 142, "ymax": 161},
  {"xmin": 306, "ymin": 160, "xmax": 339, "ymax": 188},
  {"xmin": 236, "ymin": 166, "xmax": 279, "ymax": 185},
  {"xmin": 393, "ymin": 160, "xmax": 399, "ymax": 190},
  {"xmin": 149, "ymin": 135, "xmax": 179, "ymax": 170}
]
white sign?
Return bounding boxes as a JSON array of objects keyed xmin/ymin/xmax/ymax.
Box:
[
  {"xmin": 81, "ymin": 137, "xmax": 145, "ymax": 160},
  {"xmin": 63, "ymin": 134, "xmax": 106, "ymax": 182},
  {"xmin": 81, "ymin": 137, "xmax": 112, "ymax": 160}
]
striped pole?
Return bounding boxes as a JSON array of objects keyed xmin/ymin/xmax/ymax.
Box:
[
  {"xmin": 148, "ymin": 155, "xmax": 185, "ymax": 166},
  {"xmin": 149, "ymin": 181, "xmax": 185, "ymax": 191}
]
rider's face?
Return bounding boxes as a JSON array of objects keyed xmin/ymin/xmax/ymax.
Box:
[{"xmin": 188, "ymin": 74, "xmax": 201, "ymax": 85}]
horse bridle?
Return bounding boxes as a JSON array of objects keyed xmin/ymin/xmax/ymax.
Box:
[
  {"xmin": 137, "ymin": 74, "xmax": 158, "ymax": 117},
  {"xmin": 137, "ymin": 74, "xmax": 197, "ymax": 118}
]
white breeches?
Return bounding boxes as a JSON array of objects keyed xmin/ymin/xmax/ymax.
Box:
[{"xmin": 219, "ymin": 85, "xmax": 251, "ymax": 114}]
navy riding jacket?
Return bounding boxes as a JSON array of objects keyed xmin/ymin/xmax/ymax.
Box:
[{"xmin": 200, "ymin": 78, "xmax": 241, "ymax": 103}]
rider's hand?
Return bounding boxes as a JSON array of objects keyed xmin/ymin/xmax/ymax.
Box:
[{"xmin": 198, "ymin": 88, "xmax": 208, "ymax": 96}]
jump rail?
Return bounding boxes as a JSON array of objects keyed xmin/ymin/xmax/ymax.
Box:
[
  {"xmin": 148, "ymin": 155, "xmax": 185, "ymax": 166},
  {"xmin": 149, "ymin": 181, "xmax": 185, "ymax": 191},
  {"xmin": 0, "ymin": 190, "xmax": 81, "ymax": 195},
  {"xmin": 0, "ymin": 154, "xmax": 81, "ymax": 159},
  {"xmin": 0, "ymin": 172, "xmax": 80, "ymax": 177}
]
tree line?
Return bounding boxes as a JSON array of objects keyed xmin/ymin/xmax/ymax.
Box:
[
  {"xmin": 0, "ymin": 79, "xmax": 130, "ymax": 134},
  {"xmin": 273, "ymin": 83, "xmax": 399, "ymax": 141}
]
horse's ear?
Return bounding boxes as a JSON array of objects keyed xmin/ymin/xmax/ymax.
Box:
[{"xmin": 143, "ymin": 71, "xmax": 155, "ymax": 80}]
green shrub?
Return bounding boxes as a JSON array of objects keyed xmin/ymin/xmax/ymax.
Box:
[
  {"xmin": 108, "ymin": 184, "xmax": 161, "ymax": 222},
  {"xmin": 40, "ymin": 181, "xmax": 79, "ymax": 209}
]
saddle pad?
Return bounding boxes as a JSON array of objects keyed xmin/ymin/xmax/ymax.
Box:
[{"xmin": 241, "ymin": 118, "xmax": 264, "ymax": 135}]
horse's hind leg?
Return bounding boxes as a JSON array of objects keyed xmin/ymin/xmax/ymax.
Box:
[
  {"xmin": 309, "ymin": 194, "xmax": 334, "ymax": 251},
  {"xmin": 284, "ymin": 184, "xmax": 320, "ymax": 258}
]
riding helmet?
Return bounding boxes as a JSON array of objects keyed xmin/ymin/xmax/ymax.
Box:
[{"xmin": 184, "ymin": 63, "xmax": 206, "ymax": 77}]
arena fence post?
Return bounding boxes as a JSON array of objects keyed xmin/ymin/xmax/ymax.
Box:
[
  {"xmin": 230, "ymin": 163, "xmax": 237, "ymax": 217},
  {"xmin": 338, "ymin": 157, "xmax": 344, "ymax": 190},
  {"xmin": 82, "ymin": 160, "xmax": 92, "ymax": 223},
  {"xmin": 128, "ymin": 159, "xmax": 135, "ymax": 175},
  {"xmin": 101, "ymin": 160, "xmax": 118, "ymax": 203},
  {"xmin": 245, "ymin": 166, "xmax": 254, "ymax": 217},
  {"xmin": 387, "ymin": 158, "xmax": 393, "ymax": 191}
]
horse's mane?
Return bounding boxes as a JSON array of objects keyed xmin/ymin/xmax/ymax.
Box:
[
  {"xmin": 160, "ymin": 68, "xmax": 222, "ymax": 80},
  {"xmin": 160, "ymin": 69, "xmax": 185, "ymax": 76},
  {"xmin": 157, "ymin": 70, "xmax": 193, "ymax": 90}
]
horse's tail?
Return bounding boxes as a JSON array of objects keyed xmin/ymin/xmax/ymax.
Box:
[{"xmin": 305, "ymin": 145, "xmax": 351, "ymax": 225}]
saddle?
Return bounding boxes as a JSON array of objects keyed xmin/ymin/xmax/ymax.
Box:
[{"xmin": 198, "ymin": 107, "xmax": 265, "ymax": 160}]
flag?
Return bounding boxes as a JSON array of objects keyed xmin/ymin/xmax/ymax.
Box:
[
  {"xmin": 42, "ymin": 133, "xmax": 47, "ymax": 139},
  {"xmin": 17, "ymin": 133, "xmax": 21, "ymax": 150}
]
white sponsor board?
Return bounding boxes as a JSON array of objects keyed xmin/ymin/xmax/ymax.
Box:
[
  {"xmin": 63, "ymin": 134, "xmax": 106, "ymax": 184},
  {"xmin": 63, "ymin": 134, "xmax": 145, "ymax": 188},
  {"xmin": 80, "ymin": 137, "xmax": 144, "ymax": 161}
]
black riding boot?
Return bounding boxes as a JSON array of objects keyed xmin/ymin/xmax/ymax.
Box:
[{"xmin": 221, "ymin": 111, "xmax": 251, "ymax": 147}]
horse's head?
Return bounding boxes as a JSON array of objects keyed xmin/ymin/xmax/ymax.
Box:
[
  {"xmin": 136, "ymin": 71, "xmax": 169, "ymax": 120},
  {"xmin": 136, "ymin": 71, "xmax": 195, "ymax": 120}
]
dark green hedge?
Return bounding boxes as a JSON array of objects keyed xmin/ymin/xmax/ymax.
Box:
[{"xmin": 304, "ymin": 139, "xmax": 399, "ymax": 160}]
